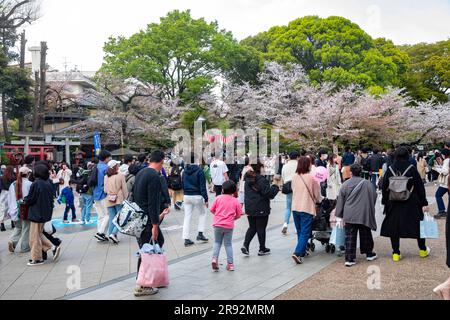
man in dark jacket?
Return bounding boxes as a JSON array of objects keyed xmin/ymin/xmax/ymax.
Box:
[
  {"xmin": 182, "ymin": 152, "xmax": 209, "ymax": 247},
  {"xmin": 24, "ymin": 164, "xmax": 56, "ymax": 266},
  {"xmin": 368, "ymin": 149, "xmax": 384, "ymax": 189},
  {"xmin": 133, "ymin": 150, "xmax": 169, "ymax": 297}
]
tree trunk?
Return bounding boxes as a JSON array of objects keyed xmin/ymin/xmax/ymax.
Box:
[
  {"xmin": 18, "ymin": 30, "xmax": 26, "ymax": 132},
  {"xmin": 38, "ymin": 42, "xmax": 47, "ymax": 133},
  {"xmin": 32, "ymin": 71, "xmax": 40, "ymax": 132},
  {"xmin": 1, "ymin": 94, "xmax": 10, "ymax": 143}
]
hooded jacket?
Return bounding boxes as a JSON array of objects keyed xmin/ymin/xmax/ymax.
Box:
[
  {"xmin": 182, "ymin": 165, "xmax": 208, "ymax": 203},
  {"xmin": 244, "ymin": 174, "xmax": 279, "ymax": 217},
  {"xmin": 24, "ymin": 178, "xmax": 55, "ymax": 223}
]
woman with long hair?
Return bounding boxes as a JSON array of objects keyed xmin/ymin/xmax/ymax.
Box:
[
  {"xmin": 326, "ymin": 154, "xmax": 342, "ymax": 204},
  {"xmin": 381, "ymin": 146, "xmax": 430, "ymax": 262},
  {"xmin": 291, "ymin": 157, "xmax": 323, "ymax": 264},
  {"xmin": 1, "ymin": 166, "xmax": 16, "ymax": 231},
  {"xmin": 7, "ymin": 167, "xmax": 33, "ymax": 253},
  {"xmin": 241, "ymin": 159, "xmax": 280, "ymax": 257},
  {"xmin": 104, "ymin": 160, "xmax": 128, "ymax": 244}
]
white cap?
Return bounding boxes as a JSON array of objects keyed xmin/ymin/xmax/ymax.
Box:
[
  {"xmin": 19, "ymin": 166, "xmax": 32, "ymax": 175},
  {"xmin": 107, "ymin": 160, "xmax": 120, "ymax": 169}
]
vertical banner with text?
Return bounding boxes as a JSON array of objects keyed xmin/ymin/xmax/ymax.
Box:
[{"xmin": 93, "ymin": 132, "xmax": 102, "ymax": 156}]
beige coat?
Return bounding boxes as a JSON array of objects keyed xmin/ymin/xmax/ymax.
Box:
[
  {"xmin": 104, "ymin": 173, "xmax": 128, "ymax": 208},
  {"xmin": 416, "ymin": 158, "xmax": 427, "ymax": 180},
  {"xmin": 291, "ymin": 173, "xmax": 323, "ymax": 216}
]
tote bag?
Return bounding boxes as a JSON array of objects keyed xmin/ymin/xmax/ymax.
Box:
[
  {"xmin": 420, "ymin": 212, "xmax": 439, "ymax": 239},
  {"xmin": 330, "ymin": 223, "xmax": 345, "ymax": 247}
]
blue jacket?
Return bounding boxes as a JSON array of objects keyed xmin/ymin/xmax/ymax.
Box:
[
  {"xmin": 58, "ymin": 186, "xmax": 75, "ymax": 205},
  {"xmin": 182, "ymin": 165, "xmax": 208, "ymax": 203},
  {"xmin": 342, "ymin": 152, "xmax": 356, "ymax": 166},
  {"xmin": 93, "ymin": 162, "xmax": 108, "ymax": 201}
]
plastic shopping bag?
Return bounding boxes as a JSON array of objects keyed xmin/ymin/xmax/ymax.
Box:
[
  {"xmin": 420, "ymin": 212, "xmax": 439, "ymax": 239},
  {"xmin": 136, "ymin": 252, "xmax": 169, "ymax": 288},
  {"xmin": 330, "ymin": 222, "xmax": 345, "ymax": 247}
]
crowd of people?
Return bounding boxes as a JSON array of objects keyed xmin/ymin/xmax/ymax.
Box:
[{"xmin": 0, "ymin": 141, "xmax": 449, "ymax": 299}]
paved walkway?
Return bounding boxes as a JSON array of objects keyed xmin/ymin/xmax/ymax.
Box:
[
  {"xmin": 65, "ymin": 224, "xmax": 339, "ymax": 300},
  {"xmin": 1, "ymin": 184, "xmax": 444, "ymax": 300},
  {"xmin": 0, "ymin": 192, "xmax": 286, "ymax": 300},
  {"xmin": 65, "ymin": 193, "xmax": 391, "ymax": 300}
]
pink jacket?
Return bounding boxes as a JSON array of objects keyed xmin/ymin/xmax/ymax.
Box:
[{"xmin": 210, "ymin": 195, "xmax": 243, "ymax": 229}]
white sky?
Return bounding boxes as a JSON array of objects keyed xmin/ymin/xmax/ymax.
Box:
[{"xmin": 22, "ymin": 0, "xmax": 450, "ymax": 71}]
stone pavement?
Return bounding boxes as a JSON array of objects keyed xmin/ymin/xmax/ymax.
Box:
[
  {"xmin": 65, "ymin": 223, "xmax": 340, "ymax": 300},
  {"xmin": 65, "ymin": 191, "xmax": 390, "ymax": 300},
  {"xmin": 1, "ymin": 184, "xmax": 444, "ymax": 300},
  {"xmin": 0, "ymin": 192, "xmax": 286, "ymax": 300}
]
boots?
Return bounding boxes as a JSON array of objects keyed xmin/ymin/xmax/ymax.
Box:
[{"xmin": 0, "ymin": 223, "xmax": 6, "ymax": 232}]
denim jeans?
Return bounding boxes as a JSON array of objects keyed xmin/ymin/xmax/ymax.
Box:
[
  {"xmin": 212, "ymin": 227, "xmax": 234, "ymax": 264},
  {"xmin": 436, "ymin": 187, "xmax": 449, "ymax": 213},
  {"xmin": 63, "ymin": 204, "xmax": 76, "ymax": 221},
  {"xmin": 81, "ymin": 194, "xmax": 94, "ymax": 222},
  {"xmin": 293, "ymin": 211, "xmax": 314, "ymax": 256},
  {"xmin": 108, "ymin": 204, "xmax": 123, "ymax": 236},
  {"xmin": 284, "ymin": 193, "xmax": 293, "ymax": 225},
  {"xmin": 370, "ymin": 174, "xmax": 378, "ymax": 189}
]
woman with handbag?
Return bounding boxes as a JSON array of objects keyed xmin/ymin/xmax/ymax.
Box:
[
  {"xmin": 241, "ymin": 160, "xmax": 280, "ymax": 257},
  {"xmin": 291, "ymin": 156, "xmax": 323, "ymax": 265},
  {"xmin": 104, "ymin": 160, "xmax": 128, "ymax": 245},
  {"xmin": 7, "ymin": 167, "xmax": 33, "ymax": 253}
]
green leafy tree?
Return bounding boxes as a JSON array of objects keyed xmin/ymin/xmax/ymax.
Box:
[
  {"xmin": 400, "ymin": 40, "xmax": 450, "ymax": 103},
  {"xmin": 0, "ymin": 53, "xmax": 33, "ymax": 138},
  {"xmin": 101, "ymin": 10, "xmax": 262, "ymax": 103},
  {"xmin": 242, "ymin": 16, "xmax": 408, "ymax": 91}
]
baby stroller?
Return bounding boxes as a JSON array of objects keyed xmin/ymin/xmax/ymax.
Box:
[{"xmin": 306, "ymin": 199, "xmax": 337, "ymax": 254}]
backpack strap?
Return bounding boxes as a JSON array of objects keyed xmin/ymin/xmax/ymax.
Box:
[
  {"xmin": 389, "ymin": 166, "xmax": 397, "ymax": 177},
  {"xmin": 402, "ymin": 165, "xmax": 414, "ymax": 177}
]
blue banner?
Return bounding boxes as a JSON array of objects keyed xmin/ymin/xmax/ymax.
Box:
[{"xmin": 93, "ymin": 132, "xmax": 101, "ymax": 156}]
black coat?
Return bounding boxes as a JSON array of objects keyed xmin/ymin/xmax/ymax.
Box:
[
  {"xmin": 380, "ymin": 160, "xmax": 428, "ymax": 239},
  {"xmin": 24, "ymin": 178, "xmax": 55, "ymax": 223},
  {"xmin": 244, "ymin": 174, "xmax": 279, "ymax": 217},
  {"xmin": 369, "ymin": 154, "xmax": 384, "ymax": 172}
]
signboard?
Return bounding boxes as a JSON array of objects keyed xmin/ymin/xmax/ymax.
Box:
[
  {"xmin": 93, "ymin": 132, "xmax": 102, "ymax": 156},
  {"xmin": 417, "ymin": 145, "xmax": 424, "ymax": 151}
]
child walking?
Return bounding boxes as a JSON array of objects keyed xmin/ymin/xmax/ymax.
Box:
[
  {"xmin": 210, "ymin": 180, "xmax": 242, "ymax": 272},
  {"xmin": 58, "ymin": 180, "xmax": 79, "ymax": 224}
]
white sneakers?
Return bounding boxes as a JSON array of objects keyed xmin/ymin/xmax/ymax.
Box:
[{"xmin": 282, "ymin": 223, "xmax": 288, "ymax": 235}]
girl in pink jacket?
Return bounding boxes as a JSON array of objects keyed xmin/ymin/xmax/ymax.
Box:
[{"xmin": 210, "ymin": 180, "xmax": 242, "ymax": 272}]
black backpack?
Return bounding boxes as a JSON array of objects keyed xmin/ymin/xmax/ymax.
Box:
[
  {"xmin": 87, "ymin": 165, "xmax": 98, "ymax": 188},
  {"xmin": 168, "ymin": 167, "xmax": 183, "ymax": 191},
  {"xmin": 76, "ymin": 174, "xmax": 89, "ymax": 194}
]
